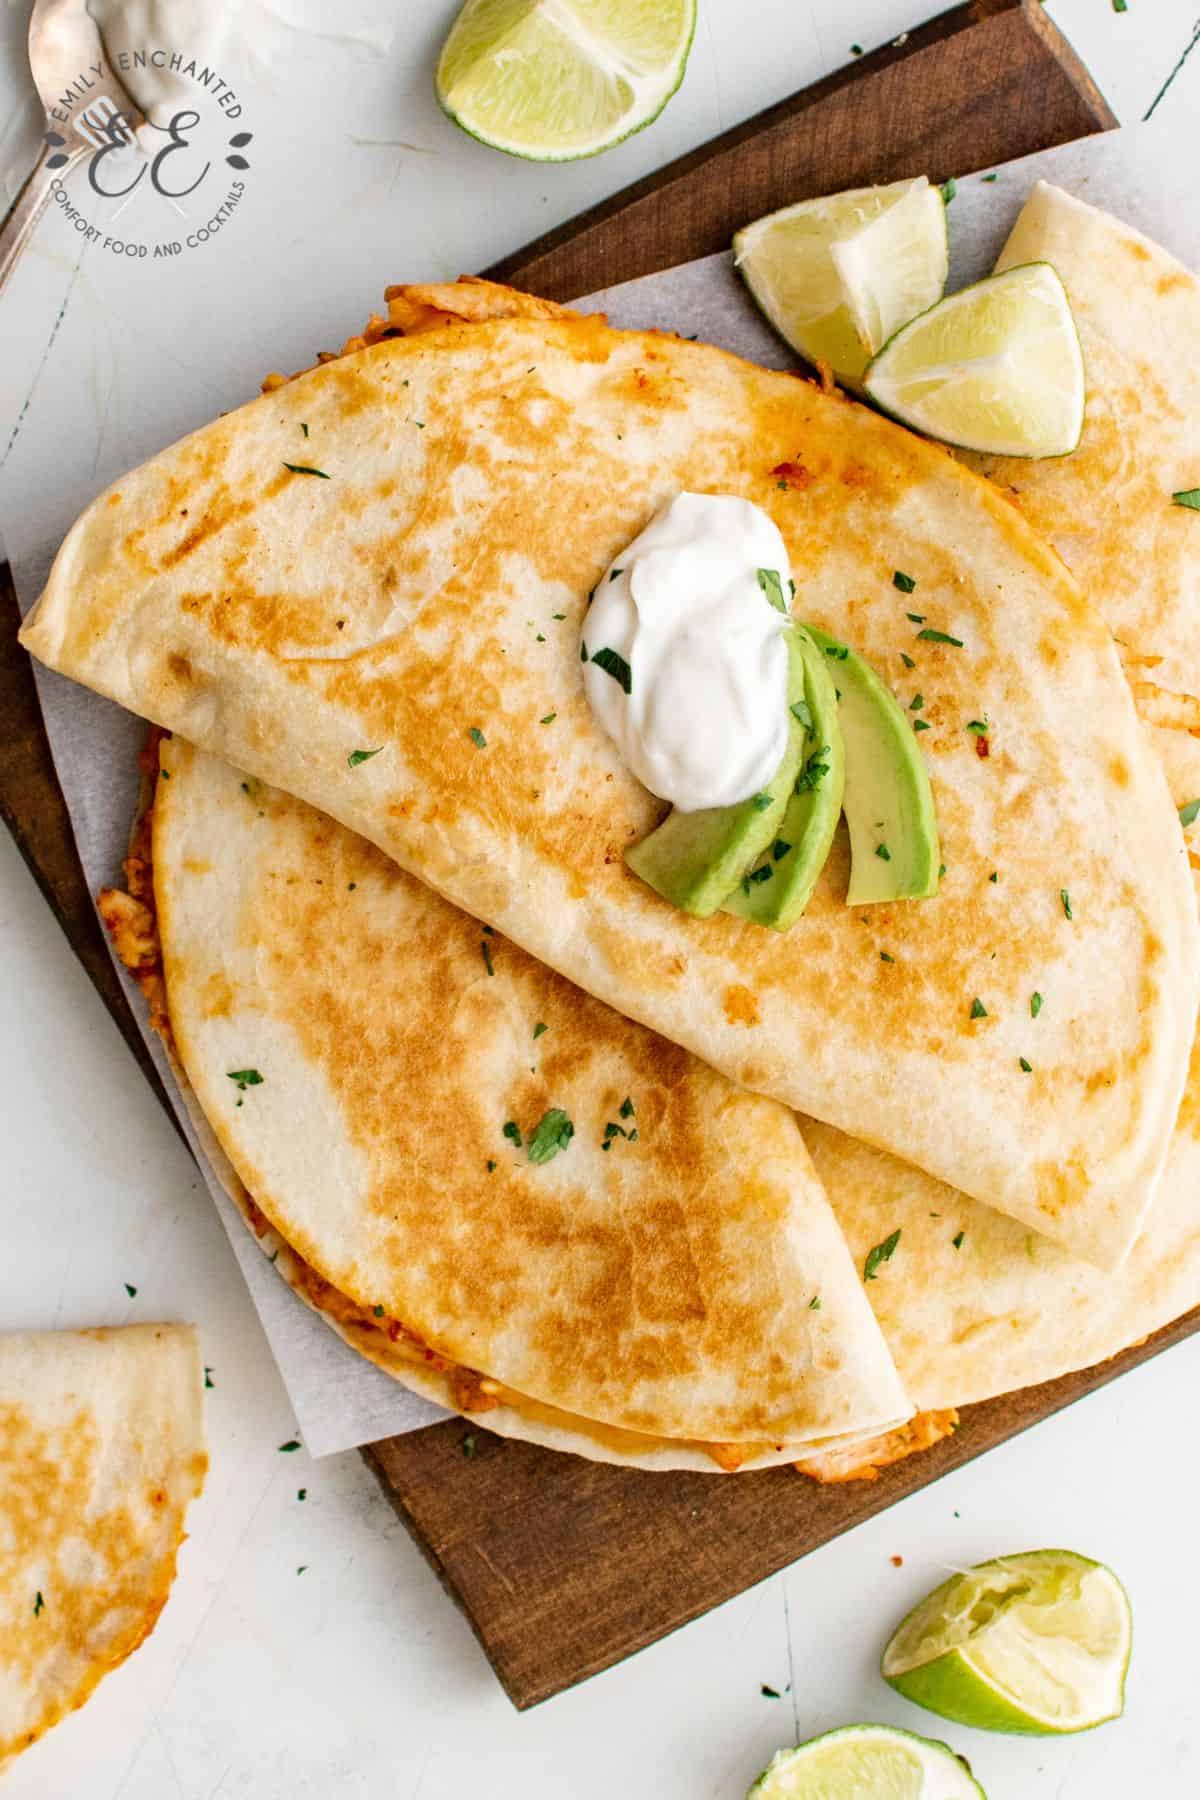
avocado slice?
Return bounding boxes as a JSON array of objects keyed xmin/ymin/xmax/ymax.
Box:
[
  {"xmin": 724, "ymin": 627, "xmax": 845, "ymax": 929},
  {"xmin": 625, "ymin": 633, "xmax": 808, "ymax": 919},
  {"xmin": 804, "ymin": 624, "xmax": 940, "ymax": 905}
]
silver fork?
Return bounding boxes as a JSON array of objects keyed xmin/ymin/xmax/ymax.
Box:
[{"xmin": 0, "ymin": 0, "xmax": 144, "ymax": 295}]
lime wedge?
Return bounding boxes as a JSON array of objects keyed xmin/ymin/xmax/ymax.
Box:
[
  {"xmin": 882, "ymin": 1549, "xmax": 1131, "ymax": 1735},
  {"xmin": 436, "ymin": 0, "xmax": 696, "ymax": 162},
  {"xmin": 749, "ymin": 1724, "xmax": 986, "ymax": 1799},
  {"xmin": 734, "ymin": 178, "xmax": 949, "ymax": 385},
  {"xmin": 864, "ymin": 263, "xmax": 1085, "ymax": 456}
]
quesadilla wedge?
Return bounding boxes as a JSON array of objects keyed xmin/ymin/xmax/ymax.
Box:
[
  {"xmin": 107, "ymin": 734, "xmax": 909, "ymax": 1469},
  {"xmin": 22, "ymin": 281, "xmax": 1199, "ymax": 1267},
  {"xmin": 0, "ymin": 1324, "xmax": 206, "ymax": 1769},
  {"xmin": 967, "ymin": 183, "xmax": 1200, "ymax": 822}
]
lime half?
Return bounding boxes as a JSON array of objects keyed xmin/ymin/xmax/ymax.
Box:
[
  {"xmin": 436, "ymin": 0, "xmax": 696, "ymax": 162},
  {"xmin": 882, "ymin": 1549, "xmax": 1131, "ymax": 1735},
  {"xmin": 734, "ymin": 178, "xmax": 949, "ymax": 385},
  {"xmin": 750, "ymin": 1724, "xmax": 986, "ymax": 1799},
  {"xmin": 864, "ymin": 262, "xmax": 1085, "ymax": 456}
]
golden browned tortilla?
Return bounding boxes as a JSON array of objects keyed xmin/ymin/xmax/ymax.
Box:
[
  {"xmin": 0, "ymin": 1325, "xmax": 206, "ymax": 1768},
  {"xmin": 118, "ymin": 735, "xmax": 909, "ymax": 1470},
  {"xmin": 22, "ymin": 281, "xmax": 1198, "ymax": 1268}
]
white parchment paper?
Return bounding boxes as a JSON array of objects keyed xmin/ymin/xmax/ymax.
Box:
[{"xmin": 9, "ymin": 113, "xmax": 1193, "ymax": 1456}]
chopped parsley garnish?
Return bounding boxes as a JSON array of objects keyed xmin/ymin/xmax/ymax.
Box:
[
  {"xmin": 297, "ymin": 1565, "xmax": 308, "ymax": 1576},
  {"xmin": 539, "ymin": 712, "xmax": 556, "ymax": 725},
  {"xmin": 1179, "ymin": 799, "xmax": 1200, "ymax": 827},
  {"xmin": 824, "ymin": 642, "xmax": 850, "ymax": 660},
  {"xmin": 795, "ymin": 747, "xmax": 831, "ymax": 793},
  {"xmin": 619, "ymin": 1096, "xmax": 636, "ymax": 1119},
  {"xmin": 790, "ymin": 699, "xmax": 813, "ymax": 729},
  {"xmin": 970, "ymin": 997, "xmax": 988, "ymax": 1019},
  {"xmin": 481, "ymin": 939, "xmax": 495, "ymax": 977},
  {"xmin": 952, "ymin": 1230, "xmax": 965, "ymax": 1249},
  {"xmin": 373, "ymin": 1305, "xmax": 385, "ymax": 1317},
  {"xmin": 850, "ymin": 42, "xmax": 863, "ymax": 54},
  {"xmin": 278, "ymin": 1440, "xmax": 301, "ymax": 1453},
  {"xmin": 906, "ymin": 612, "xmax": 926, "ymax": 624},
  {"xmin": 809, "ymin": 1295, "xmax": 821, "ymax": 1310},
  {"xmin": 751, "ymin": 792, "xmax": 773, "ymax": 813},
  {"xmin": 966, "ymin": 718, "xmax": 989, "ymax": 736},
  {"xmin": 552, "ymin": 612, "xmax": 566, "ymax": 621},
  {"xmin": 1060, "ymin": 888, "xmax": 1073, "ymax": 920},
  {"xmin": 941, "ymin": 177, "xmax": 957, "ymax": 206},
  {"xmin": 609, "ymin": 567, "xmax": 624, "ymax": 581},
  {"xmin": 581, "ymin": 639, "xmax": 588, "ymax": 661},
  {"xmin": 527, "ymin": 1107, "xmax": 575, "ymax": 1164},
  {"xmin": 747, "ymin": 864, "xmax": 773, "ymax": 885},
  {"xmin": 880, "ymin": 951, "xmax": 894, "ymax": 963},
  {"xmin": 486, "ymin": 1159, "xmax": 497, "ymax": 1172},
  {"xmin": 893, "ymin": 570, "xmax": 917, "ymax": 593},
  {"xmin": 467, "ymin": 727, "xmax": 487, "ymax": 749},
  {"xmin": 989, "ymin": 871, "xmax": 998, "ymax": 883},
  {"xmin": 1019, "ymin": 1057, "xmax": 1033, "ymax": 1073},
  {"xmin": 204, "ymin": 1366, "xmax": 214, "ymax": 1389},
  {"xmin": 773, "ymin": 838, "xmax": 792, "ymax": 861},
  {"xmin": 875, "ymin": 843, "xmax": 891, "ymax": 861},
  {"xmin": 917, "ymin": 627, "xmax": 963, "ymax": 646},
  {"xmin": 533, "ymin": 1022, "xmax": 549, "ymax": 1039},
  {"xmin": 502, "ymin": 1121, "xmax": 522, "ymax": 1147},
  {"xmin": 1173, "ymin": 489, "xmax": 1200, "ymax": 510},
  {"xmin": 298, "ymin": 1489, "xmax": 307, "ymax": 1501},
  {"xmin": 227, "ymin": 1068, "xmax": 263, "ymax": 1092},
  {"xmin": 589, "ymin": 646, "xmax": 632, "ymax": 694},
  {"xmin": 462, "ymin": 1434, "xmax": 477, "ymax": 1458},
  {"xmin": 347, "ymin": 747, "xmax": 382, "ymax": 767},
  {"xmin": 761, "ymin": 1684, "xmax": 781, "ymax": 1698},
  {"xmin": 909, "ymin": 693, "xmax": 924, "ymax": 711},
  {"xmin": 864, "ymin": 1229, "xmax": 901, "ymax": 1281},
  {"xmin": 982, "ymin": 172, "xmax": 998, "ymax": 182},
  {"xmin": 757, "ymin": 568, "xmax": 788, "ymax": 613},
  {"xmin": 901, "ymin": 652, "xmax": 916, "ymax": 669},
  {"xmin": 1031, "ymin": 991, "xmax": 1044, "ymax": 1018},
  {"xmin": 124, "ymin": 1283, "xmax": 137, "ymax": 1298},
  {"xmin": 282, "ymin": 462, "xmax": 330, "ymax": 478},
  {"xmin": 300, "ymin": 422, "xmax": 309, "ymax": 437},
  {"xmin": 33, "ymin": 1591, "xmax": 44, "ymax": 1617}
]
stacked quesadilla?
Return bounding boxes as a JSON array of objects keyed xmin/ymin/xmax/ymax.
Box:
[{"xmin": 20, "ymin": 189, "xmax": 1200, "ymax": 1475}]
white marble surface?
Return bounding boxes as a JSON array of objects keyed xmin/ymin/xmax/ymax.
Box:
[{"xmin": 2, "ymin": 3, "xmax": 1199, "ymax": 1795}]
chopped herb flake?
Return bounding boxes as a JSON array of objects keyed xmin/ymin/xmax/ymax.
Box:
[
  {"xmin": 880, "ymin": 951, "xmax": 894, "ymax": 963},
  {"xmin": 970, "ymin": 997, "xmax": 988, "ymax": 1019},
  {"xmin": 773, "ymin": 838, "xmax": 792, "ymax": 861},
  {"xmin": 824, "ymin": 642, "xmax": 850, "ymax": 660},
  {"xmin": 590, "ymin": 646, "xmax": 632, "ymax": 694},
  {"xmin": 34, "ymin": 1591, "xmax": 44, "ymax": 1616},
  {"xmin": 864, "ymin": 1229, "xmax": 901, "ymax": 1281},
  {"xmin": 1019, "ymin": 1057, "xmax": 1033, "ymax": 1073},
  {"xmin": 1173, "ymin": 489, "xmax": 1200, "ymax": 510},
  {"xmin": 761, "ymin": 1684, "xmax": 781, "ymax": 1698},
  {"xmin": 347, "ymin": 747, "xmax": 382, "ymax": 767},
  {"xmin": 581, "ymin": 640, "xmax": 588, "ymax": 662},
  {"xmin": 795, "ymin": 748, "xmax": 831, "ymax": 793},
  {"xmin": 486, "ymin": 1159, "xmax": 497, "ymax": 1173},
  {"xmin": 204, "ymin": 1366, "xmax": 214, "ymax": 1389},
  {"xmin": 901, "ymin": 652, "xmax": 916, "ymax": 669},
  {"xmin": 1031, "ymin": 991, "xmax": 1044, "ymax": 1018},
  {"xmin": 917, "ymin": 628, "xmax": 963, "ymax": 647},
  {"xmin": 298, "ymin": 1489, "xmax": 307, "ymax": 1501},
  {"xmin": 757, "ymin": 568, "xmax": 788, "ymax": 613},
  {"xmin": 790, "ymin": 699, "xmax": 814, "ymax": 729},
  {"xmin": 909, "ymin": 693, "xmax": 924, "ymax": 711},
  {"xmin": 481, "ymin": 939, "xmax": 495, "ymax": 977},
  {"xmin": 893, "ymin": 570, "xmax": 917, "ymax": 593},
  {"xmin": 467, "ymin": 727, "xmax": 487, "ymax": 749},
  {"xmin": 539, "ymin": 712, "xmax": 557, "ymax": 725},
  {"xmin": 906, "ymin": 612, "xmax": 926, "ymax": 624},
  {"xmin": 502, "ymin": 1121, "xmax": 522, "ymax": 1147},
  {"xmin": 751, "ymin": 792, "xmax": 773, "ymax": 813},
  {"xmin": 982, "ymin": 172, "xmax": 998, "ymax": 182},
  {"xmin": 952, "ymin": 1230, "xmax": 965, "ymax": 1249},
  {"xmin": 809, "ymin": 1295, "xmax": 821, "ymax": 1310},
  {"xmin": 875, "ymin": 843, "xmax": 891, "ymax": 861},
  {"xmin": 124, "ymin": 1283, "xmax": 137, "ymax": 1298},
  {"xmin": 278, "ymin": 1440, "xmax": 301, "ymax": 1453},
  {"xmin": 966, "ymin": 718, "xmax": 989, "ymax": 735},
  {"xmin": 282, "ymin": 462, "xmax": 330, "ymax": 478},
  {"xmin": 1060, "ymin": 888, "xmax": 1073, "ymax": 920},
  {"xmin": 227, "ymin": 1068, "xmax": 263, "ymax": 1092},
  {"xmin": 747, "ymin": 864, "xmax": 773, "ymax": 885},
  {"xmin": 989, "ymin": 871, "xmax": 998, "ymax": 883},
  {"xmin": 1179, "ymin": 799, "xmax": 1200, "ymax": 827},
  {"xmin": 610, "ymin": 567, "xmax": 624, "ymax": 581},
  {"xmin": 300, "ymin": 422, "xmax": 309, "ymax": 437},
  {"xmin": 620, "ymin": 1095, "xmax": 636, "ymax": 1119},
  {"xmin": 941, "ymin": 177, "xmax": 957, "ymax": 205},
  {"xmin": 527, "ymin": 1107, "xmax": 575, "ymax": 1164},
  {"xmin": 462, "ymin": 1434, "xmax": 477, "ymax": 1458},
  {"xmin": 373, "ymin": 1305, "xmax": 385, "ymax": 1317},
  {"xmin": 533, "ymin": 1022, "xmax": 549, "ymax": 1039},
  {"xmin": 297, "ymin": 1565, "xmax": 308, "ymax": 1575}
]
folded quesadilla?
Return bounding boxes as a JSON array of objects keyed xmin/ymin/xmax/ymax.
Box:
[
  {"xmin": 22, "ymin": 282, "xmax": 1198, "ymax": 1268},
  {"xmin": 108, "ymin": 734, "xmax": 908, "ymax": 1471},
  {"xmin": 967, "ymin": 182, "xmax": 1200, "ymax": 821},
  {"xmin": 0, "ymin": 1325, "xmax": 206, "ymax": 1769}
]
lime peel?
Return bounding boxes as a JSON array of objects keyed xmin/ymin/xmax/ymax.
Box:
[{"xmin": 749, "ymin": 1722, "xmax": 986, "ymax": 1798}]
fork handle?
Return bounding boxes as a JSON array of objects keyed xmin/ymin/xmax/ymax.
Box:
[{"xmin": 0, "ymin": 140, "xmax": 86, "ymax": 298}]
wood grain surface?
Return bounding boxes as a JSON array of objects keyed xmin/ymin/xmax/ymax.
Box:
[{"xmin": 0, "ymin": 0, "xmax": 1137, "ymax": 1716}]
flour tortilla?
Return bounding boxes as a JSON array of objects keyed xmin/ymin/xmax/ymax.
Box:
[
  {"xmin": 968, "ymin": 181, "xmax": 1200, "ymax": 823},
  {"xmin": 147, "ymin": 737, "xmax": 908, "ymax": 1464},
  {"xmin": 21, "ymin": 285, "xmax": 1199, "ymax": 1266},
  {"xmin": 0, "ymin": 1325, "xmax": 206, "ymax": 1769}
]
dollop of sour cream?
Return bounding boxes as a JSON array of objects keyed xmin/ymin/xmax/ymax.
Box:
[{"xmin": 582, "ymin": 492, "xmax": 792, "ymax": 812}]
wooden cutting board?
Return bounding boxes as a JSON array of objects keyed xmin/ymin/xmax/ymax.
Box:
[{"xmin": 1, "ymin": 0, "xmax": 1139, "ymax": 1714}]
